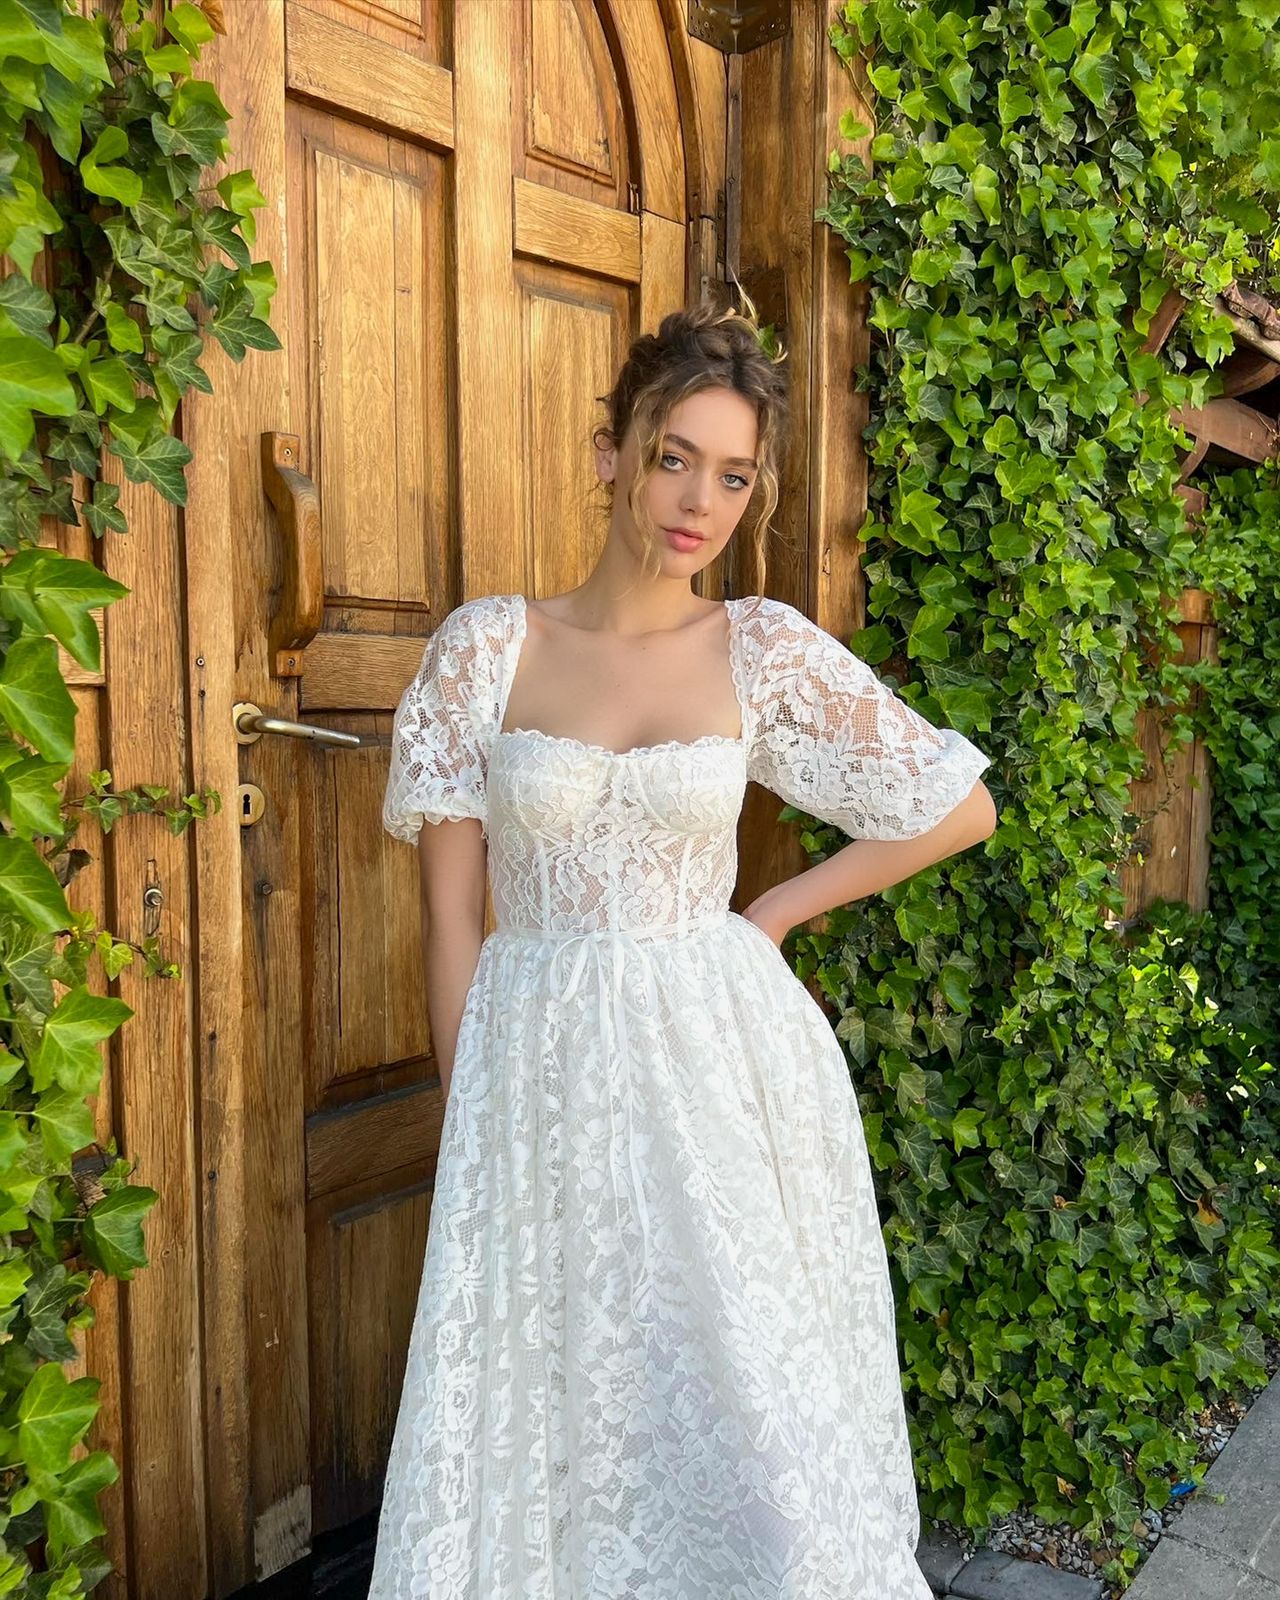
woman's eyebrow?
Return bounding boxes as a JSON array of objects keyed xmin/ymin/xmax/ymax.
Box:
[{"xmin": 664, "ymin": 432, "xmax": 758, "ymax": 470}]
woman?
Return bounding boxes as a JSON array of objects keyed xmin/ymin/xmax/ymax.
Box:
[{"xmin": 371, "ymin": 297, "xmax": 996, "ymax": 1598}]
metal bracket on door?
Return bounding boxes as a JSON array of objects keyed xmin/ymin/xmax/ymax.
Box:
[
  {"xmin": 261, "ymin": 430, "xmax": 323, "ymax": 679},
  {"xmin": 686, "ymin": 0, "xmax": 790, "ymax": 54}
]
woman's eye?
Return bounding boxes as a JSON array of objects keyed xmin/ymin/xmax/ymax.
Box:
[{"xmin": 660, "ymin": 453, "xmax": 750, "ymax": 491}]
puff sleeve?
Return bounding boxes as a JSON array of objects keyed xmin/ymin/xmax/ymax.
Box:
[
  {"xmin": 744, "ymin": 600, "xmax": 991, "ymax": 840},
  {"xmin": 381, "ymin": 599, "xmax": 503, "ymax": 845}
]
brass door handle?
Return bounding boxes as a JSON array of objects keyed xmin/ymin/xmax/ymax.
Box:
[{"xmin": 233, "ymin": 701, "xmax": 362, "ymax": 749}]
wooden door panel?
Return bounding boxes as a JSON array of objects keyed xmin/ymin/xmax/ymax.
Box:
[
  {"xmin": 333, "ymin": 751, "xmax": 417, "ymax": 1081},
  {"xmin": 313, "ymin": 146, "xmax": 431, "ymax": 604},
  {"xmin": 287, "ymin": 0, "xmax": 453, "ymax": 78},
  {"xmin": 307, "ymin": 1083, "xmax": 444, "ymax": 1200},
  {"xmin": 516, "ymin": 274, "xmax": 630, "ymax": 595},
  {"xmin": 307, "ymin": 1171, "xmax": 433, "ymax": 1533},
  {"xmin": 526, "ymin": 0, "xmax": 625, "ymax": 190},
  {"xmin": 288, "ymin": 107, "xmax": 454, "ymax": 616},
  {"xmin": 297, "ymin": 737, "xmax": 426, "ymax": 1112},
  {"xmin": 297, "ymin": 632, "xmax": 432, "ymax": 709},
  {"xmin": 286, "ymin": 4, "xmax": 454, "ymax": 143},
  {"xmin": 514, "ymin": 176, "xmax": 642, "ymax": 278}
]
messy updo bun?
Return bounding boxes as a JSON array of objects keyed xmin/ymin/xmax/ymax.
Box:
[{"xmin": 592, "ymin": 285, "xmax": 790, "ymax": 595}]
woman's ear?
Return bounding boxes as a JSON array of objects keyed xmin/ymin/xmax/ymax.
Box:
[{"xmin": 593, "ymin": 425, "xmax": 622, "ymax": 482}]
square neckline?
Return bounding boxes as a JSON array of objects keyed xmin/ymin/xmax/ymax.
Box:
[{"xmin": 495, "ymin": 592, "xmax": 749, "ymax": 762}]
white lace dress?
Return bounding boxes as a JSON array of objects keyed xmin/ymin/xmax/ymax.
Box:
[{"xmin": 370, "ymin": 592, "xmax": 990, "ymax": 1600}]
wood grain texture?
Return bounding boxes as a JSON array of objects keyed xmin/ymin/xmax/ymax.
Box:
[
  {"xmin": 286, "ymin": 3, "xmax": 455, "ymax": 148},
  {"xmin": 187, "ymin": 1, "xmax": 300, "ymax": 1588},
  {"xmin": 605, "ymin": 0, "xmax": 686, "ymax": 222},
  {"xmin": 99, "ymin": 299, "xmax": 207, "ymax": 1600},
  {"xmin": 1121, "ymin": 615, "xmax": 1217, "ymax": 919},
  {"xmin": 455, "ymin": 0, "xmax": 522, "ymax": 602},
  {"xmin": 513, "ymin": 176, "xmax": 643, "ymax": 282},
  {"xmin": 661, "ymin": 0, "xmax": 729, "ymax": 295}
]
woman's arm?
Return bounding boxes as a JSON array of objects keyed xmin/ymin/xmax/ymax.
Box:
[
  {"xmin": 416, "ymin": 816, "xmax": 488, "ymax": 1103},
  {"xmin": 744, "ymin": 778, "xmax": 997, "ymax": 946}
]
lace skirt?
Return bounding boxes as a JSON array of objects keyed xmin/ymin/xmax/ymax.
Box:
[{"xmin": 367, "ymin": 909, "xmax": 933, "ymax": 1600}]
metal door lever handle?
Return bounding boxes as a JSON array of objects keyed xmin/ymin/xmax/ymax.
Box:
[{"xmin": 233, "ymin": 702, "xmax": 363, "ymax": 749}]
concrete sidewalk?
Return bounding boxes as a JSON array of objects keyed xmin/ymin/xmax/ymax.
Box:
[{"xmin": 1124, "ymin": 1369, "xmax": 1280, "ymax": 1597}]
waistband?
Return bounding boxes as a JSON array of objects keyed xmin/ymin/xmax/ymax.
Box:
[{"xmin": 494, "ymin": 909, "xmax": 732, "ymax": 941}]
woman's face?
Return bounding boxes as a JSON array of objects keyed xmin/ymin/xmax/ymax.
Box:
[{"xmin": 598, "ymin": 386, "xmax": 761, "ymax": 578}]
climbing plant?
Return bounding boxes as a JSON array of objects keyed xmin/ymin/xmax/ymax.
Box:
[
  {"xmin": 795, "ymin": 0, "xmax": 1280, "ymax": 1584},
  {"xmin": 0, "ymin": 0, "xmax": 276, "ymax": 1591},
  {"xmin": 1181, "ymin": 464, "xmax": 1280, "ymax": 1074}
]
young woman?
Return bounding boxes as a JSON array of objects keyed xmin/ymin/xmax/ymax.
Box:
[{"xmin": 370, "ymin": 298, "xmax": 996, "ymax": 1599}]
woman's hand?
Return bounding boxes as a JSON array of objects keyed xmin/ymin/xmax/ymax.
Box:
[{"xmin": 740, "ymin": 893, "xmax": 791, "ymax": 948}]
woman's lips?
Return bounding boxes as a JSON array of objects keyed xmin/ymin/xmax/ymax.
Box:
[{"xmin": 664, "ymin": 527, "xmax": 705, "ymax": 552}]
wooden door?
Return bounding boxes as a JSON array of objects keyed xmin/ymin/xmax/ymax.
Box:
[{"xmin": 186, "ymin": 1, "xmax": 727, "ymax": 1589}]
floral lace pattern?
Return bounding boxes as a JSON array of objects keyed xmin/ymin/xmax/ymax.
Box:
[
  {"xmin": 371, "ymin": 593, "xmax": 990, "ymax": 1599},
  {"xmin": 735, "ymin": 595, "xmax": 992, "ymax": 840}
]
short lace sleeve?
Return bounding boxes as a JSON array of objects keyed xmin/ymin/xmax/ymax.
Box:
[
  {"xmin": 382, "ymin": 598, "xmax": 506, "ymax": 845},
  {"xmin": 742, "ymin": 599, "xmax": 991, "ymax": 840}
]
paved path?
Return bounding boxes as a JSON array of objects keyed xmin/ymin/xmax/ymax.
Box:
[
  {"xmin": 1124, "ymin": 1369, "xmax": 1280, "ymax": 1598},
  {"xmin": 919, "ymin": 1367, "xmax": 1280, "ymax": 1598}
]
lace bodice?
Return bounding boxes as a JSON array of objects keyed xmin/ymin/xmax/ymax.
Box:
[{"xmin": 383, "ymin": 593, "xmax": 991, "ymax": 933}]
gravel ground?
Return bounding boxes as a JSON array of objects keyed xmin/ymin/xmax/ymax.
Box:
[{"xmin": 924, "ymin": 1327, "xmax": 1280, "ymax": 1598}]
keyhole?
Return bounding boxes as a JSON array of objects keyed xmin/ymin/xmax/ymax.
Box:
[{"xmin": 237, "ymin": 784, "xmax": 266, "ymax": 826}]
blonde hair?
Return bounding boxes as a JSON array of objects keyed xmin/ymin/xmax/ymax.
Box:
[{"xmin": 592, "ymin": 284, "xmax": 790, "ymax": 595}]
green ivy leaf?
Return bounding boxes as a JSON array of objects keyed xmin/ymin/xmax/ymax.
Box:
[
  {"xmin": 106, "ymin": 427, "xmax": 193, "ymax": 504},
  {"xmin": 30, "ymin": 1087, "xmax": 94, "ymax": 1165},
  {"xmin": 0, "ymin": 753, "xmax": 66, "ymax": 839},
  {"xmin": 0, "ymin": 275, "xmax": 54, "ymax": 343},
  {"xmin": 79, "ymin": 125, "xmax": 142, "ymax": 207},
  {"xmin": 907, "ymin": 602, "xmax": 956, "ymax": 661},
  {"xmin": 193, "ymin": 204, "xmax": 251, "ymax": 270},
  {"xmin": 16, "ymin": 1361, "xmax": 99, "ymax": 1474},
  {"xmin": 0, "ymin": 635, "xmax": 76, "ymax": 765},
  {"xmin": 851, "ymin": 623, "xmax": 895, "ymax": 664},
  {"xmin": 143, "ymin": 40, "xmax": 191, "ymax": 78},
  {"xmin": 0, "ymin": 834, "xmax": 71, "ymax": 933},
  {"xmin": 215, "ymin": 167, "xmax": 266, "ymax": 247},
  {"xmin": 82, "ymin": 478, "xmax": 128, "ymax": 538},
  {"xmin": 80, "ymin": 1184, "xmax": 158, "ymax": 1279},
  {"xmin": 162, "ymin": 1, "xmax": 215, "ymax": 55},
  {"xmin": 23, "ymin": 1265, "xmax": 82, "ymax": 1362},
  {"xmin": 150, "ymin": 75, "xmax": 229, "ymax": 166},
  {"xmin": 207, "ymin": 285, "xmax": 283, "ymax": 361},
  {"xmin": 0, "ymin": 334, "xmax": 78, "ymax": 461},
  {"xmin": 31, "ymin": 987, "xmax": 133, "ymax": 1097},
  {"xmin": 970, "ymin": 164, "xmax": 1002, "ymax": 223},
  {"xmin": 950, "ymin": 1106, "xmax": 985, "ymax": 1152},
  {"xmin": 102, "ymin": 300, "xmax": 143, "ymax": 354},
  {"xmin": 240, "ymin": 258, "xmax": 278, "ymax": 322},
  {"xmin": 81, "ymin": 354, "xmax": 137, "ymax": 415},
  {"xmin": 20, "ymin": 552, "xmax": 128, "ymax": 672},
  {"xmin": 44, "ymin": 1449, "xmax": 117, "ymax": 1559}
]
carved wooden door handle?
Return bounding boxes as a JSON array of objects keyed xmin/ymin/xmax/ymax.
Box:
[{"xmin": 260, "ymin": 430, "xmax": 323, "ymax": 678}]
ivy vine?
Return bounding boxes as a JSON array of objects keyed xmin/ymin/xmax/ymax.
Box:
[
  {"xmin": 0, "ymin": 1, "xmax": 276, "ymax": 1592},
  {"xmin": 798, "ymin": 0, "xmax": 1280, "ymax": 1586}
]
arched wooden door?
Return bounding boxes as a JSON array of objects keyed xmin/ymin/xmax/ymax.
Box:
[{"xmin": 186, "ymin": 1, "xmax": 729, "ymax": 1591}]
